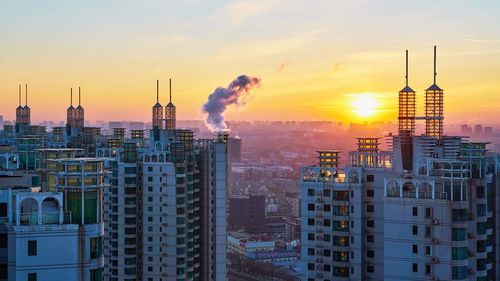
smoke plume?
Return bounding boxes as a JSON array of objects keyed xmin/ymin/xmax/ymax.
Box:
[{"xmin": 202, "ymin": 75, "xmax": 261, "ymax": 132}]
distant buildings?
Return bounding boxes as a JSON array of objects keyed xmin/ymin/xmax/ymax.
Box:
[
  {"xmin": 229, "ymin": 195, "xmax": 266, "ymax": 233},
  {"xmin": 228, "ymin": 231, "xmax": 298, "ymax": 266}
]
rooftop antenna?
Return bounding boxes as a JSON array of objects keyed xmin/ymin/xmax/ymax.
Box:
[
  {"xmin": 405, "ymin": 50, "xmax": 408, "ymax": 87},
  {"xmin": 433, "ymin": 45, "xmax": 437, "ymax": 85},
  {"xmin": 70, "ymin": 88, "xmax": 73, "ymax": 106},
  {"xmin": 25, "ymin": 84, "xmax": 28, "ymax": 106},
  {"xmin": 18, "ymin": 84, "xmax": 21, "ymax": 106},
  {"xmin": 169, "ymin": 78, "xmax": 172, "ymax": 102},
  {"xmin": 156, "ymin": 80, "xmax": 159, "ymax": 103},
  {"xmin": 78, "ymin": 86, "xmax": 81, "ymax": 106}
]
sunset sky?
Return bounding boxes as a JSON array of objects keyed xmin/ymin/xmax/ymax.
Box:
[{"xmin": 1, "ymin": 0, "xmax": 500, "ymax": 124}]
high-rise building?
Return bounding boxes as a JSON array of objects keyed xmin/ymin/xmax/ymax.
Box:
[
  {"xmin": 0, "ymin": 157, "xmax": 106, "ymax": 281},
  {"xmin": 103, "ymin": 82, "xmax": 228, "ymax": 281},
  {"xmin": 300, "ymin": 48, "xmax": 498, "ymax": 281}
]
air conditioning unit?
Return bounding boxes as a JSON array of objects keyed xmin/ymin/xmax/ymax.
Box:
[
  {"xmin": 467, "ymin": 233, "xmax": 475, "ymax": 239},
  {"xmin": 431, "ymin": 277, "xmax": 438, "ymax": 281},
  {"xmin": 431, "ymin": 257, "xmax": 440, "ymax": 263},
  {"xmin": 468, "ymin": 213, "xmax": 474, "ymax": 220},
  {"xmin": 431, "ymin": 238, "xmax": 439, "ymax": 244},
  {"xmin": 432, "ymin": 219, "xmax": 439, "ymax": 225}
]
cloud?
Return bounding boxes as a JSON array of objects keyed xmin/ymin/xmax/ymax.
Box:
[
  {"xmin": 275, "ymin": 60, "xmax": 291, "ymax": 72},
  {"xmin": 222, "ymin": 0, "xmax": 284, "ymax": 25},
  {"xmin": 461, "ymin": 38, "xmax": 500, "ymax": 44}
]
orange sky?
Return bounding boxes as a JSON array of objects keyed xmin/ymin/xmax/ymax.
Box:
[{"xmin": 1, "ymin": 1, "xmax": 500, "ymax": 125}]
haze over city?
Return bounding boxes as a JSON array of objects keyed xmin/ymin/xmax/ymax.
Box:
[
  {"xmin": 1, "ymin": 0, "xmax": 500, "ymax": 124},
  {"xmin": 1, "ymin": 2, "xmax": 500, "ymax": 281}
]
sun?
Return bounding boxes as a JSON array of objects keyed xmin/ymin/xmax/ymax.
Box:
[{"xmin": 351, "ymin": 94, "xmax": 379, "ymax": 118}]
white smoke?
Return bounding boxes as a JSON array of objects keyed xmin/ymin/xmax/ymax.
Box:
[{"xmin": 202, "ymin": 75, "xmax": 261, "ymax": 132}]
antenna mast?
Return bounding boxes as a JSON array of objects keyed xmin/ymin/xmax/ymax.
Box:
[
  {"xmin": 169, "ymin": 78, "xmax": 172, "ymax": 102},
  {"xmin": 433, "ymin": 45, "xmax": 437, "ymax": 84},
  {"xmin": 405, "ymin": 50, "xmax": 408, "ymax": 87},
  {"xmin": 18, "ymin": 84, "xmax": 21, "ymax": 106},
  {"xmin": 25, "ymin": 84, "xmax": 28, "ymax": 106},
  {"xmin": 79, "ymin": 87, "xmax": 81, "ymax": 105},
  {"xmin": 157, "ymin": 80, "xmax": 159, "ymax": 103}
]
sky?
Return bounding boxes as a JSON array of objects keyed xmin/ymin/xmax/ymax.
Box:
[{"xmin": 1, "ymin": 0, "xmax": 500, "ymax": 125}]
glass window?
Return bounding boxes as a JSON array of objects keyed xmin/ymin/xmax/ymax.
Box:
[
  {"xmin": 452, "ymin": 247, "xmax": 468, "ymax": 260},
  {"xmin": 28, "ymin": 240, "xmax": 37, "ymax": 256},
  {"xmin": 452, "ymin": 228, "xmax": 466, "ymax": 241}
]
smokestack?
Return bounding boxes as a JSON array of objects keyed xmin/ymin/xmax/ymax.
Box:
[
  {"xmin": 202, "ymin": 75, "xmax": 261, "ymax": 132},
  {"xmin": 25, "ymin": 84, "xmax": 28, "ymax": 106},
  {"xmin": 18, "ymin": 84, "xmax": 21, "ymax": 106},
  {"xmin": 70, "ymin": 87, "xmax": 73, "ymax": 106}
]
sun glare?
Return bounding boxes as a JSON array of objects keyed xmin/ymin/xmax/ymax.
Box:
[{"xmin": 351, "ymin": 94, "xmax": 379, "ymax": 118}]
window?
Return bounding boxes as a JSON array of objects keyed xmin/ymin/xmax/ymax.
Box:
[
  {"xmin": 452, "ymin": 209, "xmax": 467, "ymax": 222},
  {"xmin": 366, "ymin": 235, "xmax": 374, "ymax": 243},
  {"xmin": 412, "ymin": 207, "xmax": 418, "ymax": 216},
  {"xmin": 307, "ymin": 263, "xmax": 314, "ymax": 270},
  {"xmin": 307, "ymin": 233, "xmax": 315, "ymax": 241},
  {"xmin": 90, "ymin": 268, "xmax": 102, "ymax": 281},
  {"xmin": 412, "ymin": 263, "xmax": 418, "ymax": 272},
  {"xmin": 0, "ymin": 203, "xmax": 7, "ymax": 217},
  {"xmin": 452, "ymin": 266, "xmax": 468, "ymax": 279},
  {"xmin": 412, "ymin": 244, "xmax": 418, "ymax": 254},
  {"xmin": 28, "ymin": 240, "xmax": 37, "ymax": 256},
  {"xmin": 452, "ymin": 228, "xmax": 466, "ymax": 241},
  {"xmin": 0, "ymin": 234, "xmax": 6, "ymax": 248},
  {"xmin": 425, "ymin": 246, "xmax": 431, "ymax": 256},
  {"xmin": 307, "ymin": 248, "xmax": 314, "ymax": 256},
  {"xmin": 425, "ymin": 226, "xmax": 431, "ymax": 237},
  {"xmin": 425, "ymin": 207, "xmax": 432, "ymax": 218},
  {"xmin": 308, "ymin": 218, "xmax": 314, "ymax": 226},
  {"xmin": 366, "ymin": 205, "xmax": 374, "ymax": 213},
  {"xmin": 412, "ymin": 225, "xmax": 418, "ymax": 235},
  {"xmin": 307, "ymin": 189, "xmax": 314, "ymax": 196},
  {"xmin": 307, "ymin": 204, "xmax": 314, "ymax": 211},
  {"xmin": 367, "ymin": 220, "xmax": 374, "ymax": 228},
  {"xmin": 366, "ymin": 190, "xmax": 374, "ymax": 197},
  {"xmin": 323, "ymin": 204, "xmax": 331, "ymax": 212},
  {"xmin": 367, "ymin": 265, "xmax": 374, "ymax": 273},
  {"xmin": 452, "ymin": 247, "xmax": 467, "ymax": 260},
  {"xmin": 366, "ymin": 250, "xmax": 374, "ymax": 258},
  {"xmin": 28, "ymin": 273, "xmax": 36, "ymax": 281},
  {"xmin": 477, "ymin": 186, "xmax": 485, "ymax": 198},
  {"xmin": 425, "ymin": 265, "xmax": 431, "ymax": 274},
  {"xmin": 366, "ymin": 175, "xmax": 374, "ymax": 182}
]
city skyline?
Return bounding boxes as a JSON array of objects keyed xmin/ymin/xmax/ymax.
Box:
[{"xmin": 1, "ymin": 1, "xmax": 500, "ymax": 124}]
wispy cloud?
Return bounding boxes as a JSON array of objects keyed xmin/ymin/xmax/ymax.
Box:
[
  {"xmin": 221, "ymin": 0, "xmax": 284, "ymax": 25},
  {"xmin": 462, "ymin": 38, "xmax": 500, "ymax": 44},
  {"xmin": 275, "ymin": 60, "xmax": 291, "ymax": 72}
]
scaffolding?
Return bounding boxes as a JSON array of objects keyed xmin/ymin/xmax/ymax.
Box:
[
  {"xmin": 165, "ymin": 78, "xmax": 176, "ymax": 130},
  {"xmin": 152, "ymin": 80, "xmax": 164, "ymax": 130},
  {"xmin": 398, "ymin": 51, "xmax": 416, "ymax": 171},
  {"xmin": 74, "ymin": 87, "xmax": 85, "ymax": 128},
  {"xmin": 424, "ymin": 46, "xmax": 444, "ymax": 139}
]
